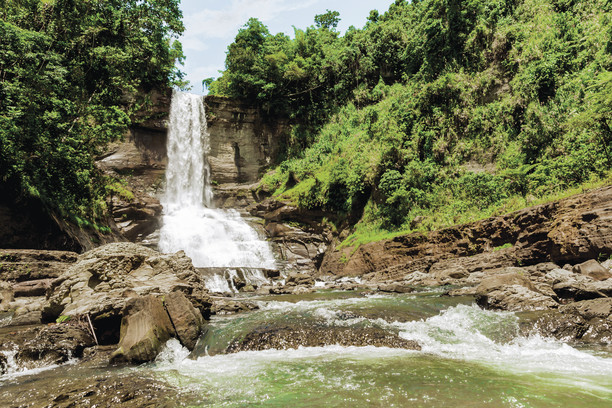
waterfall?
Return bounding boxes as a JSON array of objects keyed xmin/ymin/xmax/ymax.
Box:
[{"xmin": 158, "ymin": 91, "xmax": 276, "ymax": 288}]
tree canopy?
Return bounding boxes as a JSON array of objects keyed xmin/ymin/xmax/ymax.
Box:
[{"xmin": 0, "ymin": 0, "xmax": 185, "ymax": 224}]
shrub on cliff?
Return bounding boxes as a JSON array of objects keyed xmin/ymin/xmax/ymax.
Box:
[{"xmin": 215, "ymin": 0, "xmax": 612, "ymax": 239}]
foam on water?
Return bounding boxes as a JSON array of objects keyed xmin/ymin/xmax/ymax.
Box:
[
  {"xmin": 0, "ymin": 347, "xmax": 75, "ymax": 382},
  {"xmin": 395, "ymin": 303, "xmax": 612, "ymax": 377},
  {"xmin": 158, "ymin": 91, "xmax": 275, "ymax": 278}
]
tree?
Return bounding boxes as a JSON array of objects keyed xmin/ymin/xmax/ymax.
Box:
[
  {"xmin": 0, "ymin": 0, "xmax": 185, "ymax": 222},
  {"xmin": 314, "ymin": 10, "xmax": 340, "ymax": 30}
]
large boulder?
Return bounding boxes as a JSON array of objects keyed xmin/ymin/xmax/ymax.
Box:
[
  {"xmin": 530, "ymin": 298, "xmax": 612, "ymax": 343},
  {"xmin": 110, "ymin": 295, "xmax": 175, "ymax": 364},
  {"xmin": 226, "ymin": 325, "xmax": 421, "ymax": 353},
  {"xmin": 164, "ymin": 291, "xmax": 204, "ymax": 350},
  {"xmin": 0, "ymin": 281, "xmax": 12, "ymax": 311},
  {"xmin": 572, "ymin": 260, "xmax": 612, "ymax": 281},
  {"xmin": 475, "ymin": 268, "xmax": 558, "ymax": 311},
  {"xmin": 43, "ymin": 243, "xmax": 212, "ymax": 332}
]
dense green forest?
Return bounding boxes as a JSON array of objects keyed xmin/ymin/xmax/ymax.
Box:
[
  {"xmin": 0, "ymin": 0, "xmax": 184, "ymax": 227},
  {"xmin": 210, "ymin": 0, "xmax": 612, "ymax": 243}
]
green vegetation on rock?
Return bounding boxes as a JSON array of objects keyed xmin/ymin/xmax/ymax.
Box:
[
  {"xmin": 0, "ymin": 0, "xmax": 185, "ymax": 224},
  {"xmin": 211, "ymin": 0, "xmax": 612, "ymax": 244}
]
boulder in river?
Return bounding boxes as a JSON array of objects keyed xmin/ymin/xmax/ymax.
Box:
[
  {"xmin": 475, "ymin": 268, "xmax": 558, "ymax": 311},
  {"xmin": 529, "ymin": 298, "xmax": 612, "ymax": 343},
  {"xmin": 16, "ymin": 322, "xmax": 96, "ymax": 368},
  {"xmin": 226, "ymin": 324, "xmax": 421, "ymax": 352},
  {"xmin": 111, "ymin": 295, "xmax": 175, "ymax": 364},
  {"xmin": 164, "ymin": 291, "xmax": 205, "ymax": 350}
]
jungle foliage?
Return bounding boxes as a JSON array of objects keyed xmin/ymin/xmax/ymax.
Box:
[
  {"xmin": 0, "ymin": 0, "xmax": 185, "ymax": 222},
  {"xmin": 211, "ymin": 0, "xmax": 612, "ymax": 241}
]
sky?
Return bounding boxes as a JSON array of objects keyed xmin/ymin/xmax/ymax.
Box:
[{"xmin": 178, "ymin": 0, "xmax": 395, "ymax": 94}]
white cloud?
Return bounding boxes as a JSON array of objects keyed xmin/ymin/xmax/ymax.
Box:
[{"xmin": 181, "ymin": 0, "xmax": 318, "ymax": 50}]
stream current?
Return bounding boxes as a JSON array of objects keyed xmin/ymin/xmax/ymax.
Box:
[{"xmin": 1, "ymin": 290, "xmax": 612, "ymax": 406}]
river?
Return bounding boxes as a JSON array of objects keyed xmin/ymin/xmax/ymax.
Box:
[{"xmin": 2, "ymin": 289, "xmax": 611, "ymax": 406}]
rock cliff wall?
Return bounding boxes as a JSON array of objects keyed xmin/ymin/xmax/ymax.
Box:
[
  {"xmin": 205, "ymin": 96, "xmax": 286, "ymax": 184},
  {"xmin": 98, "ymin": 92, "xmax": 287, "ymax": 242}
]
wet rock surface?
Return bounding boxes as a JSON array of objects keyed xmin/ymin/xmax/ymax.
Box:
[
  {"xmin": 44, "ymin": 243, "xmax": 212, "ymax": 326},
  {"xmin": 164, "ymin": 291, "xmax": 205, "ymax": 350},
  {"xmin": 16, "ymin": 323, "xmax": 95, "ymax": 368},
  {"xmin": 111, "ymin": 295, "xmax": 175, "ymax": 364},
  {"xmin": 0, "ymin": 249, "xmax": 78, "ymax": 326},
  {"xmin": 227, "ymin": 325, "xmax": 421, "ymax": 352},
  {"xmin": 0, "ymin": 371, "xmax": 187, "ymax": 408},
  {"xmin": 525, "ymin": 298, "xmax": 612, "ymax": 343}
]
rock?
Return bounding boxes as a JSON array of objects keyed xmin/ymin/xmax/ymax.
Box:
[
  {"xmin": 12, "ymin": 279, "xmax": 51, "ymax": 297},
  {"xmin": 6, "ymin": 296, "xmax": 46, "ymax": 326},
  {"xmin": 111, "ymin": 295, "xmax": 175, "ymax": 364},
  {"xmin": 445, "ymin": 286, "xmax": 478, "ymax": 297},
  {"xmin": 44, "ymin": 243, "xmax": 211, "ymax": 341},
  {"xmin": 544, "ymin": 268, "xmax": 574, "ymax": 285},
  {"xmin": 16, "ymin": 323, "xmax": 95, "ymax": 368},
  {"xmin": 476, "ymin": 268, "xmax": 535, "ymax": 293},
  {"xmin": 286, "ymin": 272, "xmax": 315, "ymax": 286},
  {"xmin": 164, "ymin": 291, "xmax": 204, "ymax": 350},
  {"xmin": 572, "ymin": 260, "xmax": 612, "ymax": 281},
  {"xmin": 475, "ymin": 269, "xmax": 558, "ymax": 311},
  {"xmin": 226, "ymin": 325, "xmax": 421, "ymax": 352},
  {"xmin": 0, "ymin": 353, "xmax": 6, "ymax": 375},
  {"xmin": 0, "ymin": 249, "xmax": 77, "ymax": 281},
  {"xmin": 550, "ymin": 271, "xmax": 612, "ymax": 301},
  {"xmin": 205, "ymin": 96, "xmax": 286, "ymax": 185},
  {"xmin": 320, "ymin": 186, "xmax": 612, "ymax": 280},
  {"xmin": 530, "ymin": 298, "xmax": 612, "ymax": 343},
  {"xmin": 430, "ymin": 263, "xmax": 470, "ymax": 283},
  {"xmin": 378, "ymin": 283, "xmax": 414, "ymax": 294},
  {"xmin": 580, "ymin": 279, "xmax": 612, "ymax": 298},
  {"xmin": 560, "ymin": 297, "xmax": 612, "ymax": 320},
  {"xmin": 292, "ymin": 286, "xmax": 314, "ymax": 295},
  {"xmin": 601, "ymin": 259, "xmax": 612, "ymax": 270},
  {"xmin": 255, "ymin": 285, "xmax": 272, "ymax": 295},
  {"xmin": 212, "ymin": 298, "xmax": 259, "ymax": 315},
  {"xmin": 111, "ymin": 194, "xmax": 163, "ymax": 241},
  {"xmin": 0, "ymin": 281, "xmax": 12, "ymax": 311}
]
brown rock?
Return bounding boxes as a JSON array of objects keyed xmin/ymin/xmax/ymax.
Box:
[
  {"xmin": 16, "ymin": 323, "xmax": 95, "ymax": 368},
  {"xmin": 286, "ymin": 272, "xmax": 315, "ymax": 286},
  {"xmin": 226, "ymin": 325, "xmax": 421, "ymax": 353},
  {"xmin": 111, "ymin": 295, "xmax": 174, "ymax": 364},
  {"xmin": 531, "ymin": 298, "xmax": 612, "ymax": 343},
  {"xmin": 378, "ymin": 283, "xmax": 414, "ymax": 293},
  {"xmin": 164, "ymin": 291, "xmax": 204, "ymax": 350},
  {"xmin": 572, "ymin": 260, "xmax": 612, "ymax": 281},
  {"xmin": 0, "ymin": 281, "xmax": 12, "ymax": 310},
  {"xmin": 12, "ymin": 279, "xmax": 51, "ymax": 297},
  {"xmin": 319, "ymin": 186, "xmax": 612, "ymax": 281},
  {"xmin": 44, "ymin": 243, "xmax": 212, "ymax": 334},
  {"xmin": 475, "ymin": 269, "xmax": 558, "ymax": 311}
]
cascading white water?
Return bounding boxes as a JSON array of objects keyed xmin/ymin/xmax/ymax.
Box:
[{"xmin": 158, "ymin": 91, "xmax": 275, "ymax": 281}]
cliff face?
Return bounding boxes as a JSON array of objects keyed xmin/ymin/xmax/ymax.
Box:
[
  {"xmin": 205, "ymin": 96, "xmax": 286, "ymax": 184},
  {"xmin": 97, "ymin": 92, "xmax": 287, "ymax": 243}
]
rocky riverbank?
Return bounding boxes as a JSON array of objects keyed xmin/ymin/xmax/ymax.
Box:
[{"xmin": 2, "ymin": 184, "xmax": 612, "ymax": 386}]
